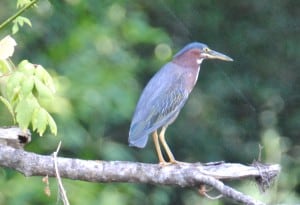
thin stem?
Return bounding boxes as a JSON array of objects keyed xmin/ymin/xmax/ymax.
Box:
[
  {"xmin": 53, "ymin": 141, "xmax": 70, "ymax": 205},
  {"xmin": 0, "ymin": 0, "xmax": 38, "ymax": 31}
]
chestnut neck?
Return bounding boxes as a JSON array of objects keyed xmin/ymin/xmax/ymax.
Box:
[{"xmin": 172, "ymin": 54, "xmax": 201, "ymax": 70}]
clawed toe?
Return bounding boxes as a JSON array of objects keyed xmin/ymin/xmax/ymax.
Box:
[{"xmin": 158, "ymin": 160, "xmax": 188, "ymax": 166}]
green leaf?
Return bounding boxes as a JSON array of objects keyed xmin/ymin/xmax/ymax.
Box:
[
  {"xmin": 20, "ymin": 16, "xmax": 32, "ymax": 27},
  {"xmin": 15, "ymin": 96, "xmax": 37, "ymax": 130},
  {"xmin": 5, "ymin": 71, "xmax": 24, "ymax": 102},
  {"xmin": 20, "ymin": 76, "xmax": 34, "ymax": 97},
  {"xmin": 32, "ymin": 107, "xmax": 57, "ymax": 136},
  {"xmin": 0, "ymin": 96, "xmax": 16, "ymax": 122},
  {"xmin": 47, "ymin": 113, "xmax": 57, "ymax": 136},
  {"xmin": 0, "ymin": 60, "xmax": 11, "ymax": 74},
  {"xmin": 31, "ymin": 107, "xmax": 48, "ymax": 136},
  {"xmin": 12, "ymin": 22, "xmax": 19, "ymax": 34},
  {"xmin": 18, "ymin": 60, "xmax": 35, "ymax": 75},
  {"xmin": 34, "ymin": 65, "xmax": 56, "ymax": 93},
  {"xmin": 17, "ymin": 0, "xmax": 32, "ymax": 8},
  {"xmin": 4, "ymin": 59, "xmax": 58, "ymax": 136},
  {"xmin": 34, "ymin": 78, "xmax": 53, "ymax": 98},
  {"xmin": 14, "ymin": 16, "xmax": 32, "ymax": 27},
  {"xmin": 12, "ymin": 16, "xmax": 32, "ymax": 34}
]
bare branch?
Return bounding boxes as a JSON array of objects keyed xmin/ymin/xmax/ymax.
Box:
[
  {"xmin": 0, "ymin": 144, "xmax": 280, "ymax": 205},
  {"xmin": 0, "ymin": 127, "xmax": 31, "ymax": 148},
  {"xmin": 0, "ymin": 127, "xmax": 280, "ymax": 205}
]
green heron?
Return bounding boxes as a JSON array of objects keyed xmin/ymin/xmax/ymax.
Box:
[{"xmin": 129, "ymin": 42, "xmax": 233, "ymax": 164}]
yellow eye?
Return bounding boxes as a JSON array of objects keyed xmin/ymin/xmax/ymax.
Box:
[{"xmin": 204, "ymin": 47, "xmax": 210, "ymax": 52}]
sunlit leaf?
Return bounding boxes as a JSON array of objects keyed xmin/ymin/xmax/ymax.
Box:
[
  {"xmin": 0, "ymin": 96, "xmax": 15, "ymax": 122},
  {"xmin": 3, "ymin": 59, "xmax": 58, "ymax": 136},
  {"xmin": 20, "ymin": 76, "xmax": 34, "ymax": 97},
  {"xmin": 19, "ymin": 16, "xmax": 32, "ymax": 27},
  {"xmin": 18, "ymin": 60, "xmax": 35, "ymax": 75},
  {"xmin": 5, "ymin": 71, "xmax": 24, "ymax": 102},
  {"xmin": 12, "ymin": 16, "xmax": 32, "ymax": 34},
  {"xmin": 15, "ymin": 96, "xmax": 37, "ymax": 130},
  {"xmin": 34, "ymin": 65, "xmax": 56, "ymax": 93},
  {"xmin": 12, "ymin": 22, "xmax": 19, "ymax": 34},
  {"xmin": 14, "ymin": 16, "xmax": 32, "ymax": 27},
  {"xmin": 34, "ymin": 78, "xmax": 53, "ymax": 98},
  {"xmin": 0, "ymin": 60, "xmax": 11, "ymax": 74},
  {"xmin": 0, "ymin": 35, "xmax": 17, "ymax": 60},
  {"xmin": 16, "ymin": 0, "xmax": 32, "ymax": 8},
  {"xmin": 31, "ymin": 107, "xmax": 48, "ymax": 136},
  {"xmin": 47, "ymin": 113, "xmax": 57, "ymax": 136}
]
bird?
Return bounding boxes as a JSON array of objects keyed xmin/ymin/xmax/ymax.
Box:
[{"xmin": 129, "ymin": 42, "xmax": 233, "ymax": 164}]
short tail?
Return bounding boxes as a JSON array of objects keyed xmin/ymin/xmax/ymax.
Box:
[{"xmin": 128, "ymin": 134, "xmax": 148, "ymax": 148}]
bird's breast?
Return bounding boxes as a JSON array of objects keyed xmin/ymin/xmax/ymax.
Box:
[
  {"xmin": 193, "ymin": 66, "xmax": 200, "ymax": 85},
  {"xmin": 183, "ymin": 66, "xmax": 200, "ymax": 92}
]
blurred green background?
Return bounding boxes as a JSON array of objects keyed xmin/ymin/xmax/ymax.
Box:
[{"xmin": 0, "ymin": 0, "xmax": 299, "ymax": 204}]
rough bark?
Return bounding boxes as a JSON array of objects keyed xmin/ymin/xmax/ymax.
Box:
[{"xmin": 0, "ymin": 127, "xmax": 280, "ymax": 205}]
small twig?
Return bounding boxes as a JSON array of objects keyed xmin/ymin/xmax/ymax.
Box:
[
  {"xmin": 203, "ymin": 192, "xmax": 223, "ymax": 200},
  {"xmin": 0, "ymin": 0, "xmax": 38, "ymax": 31},
  {"xmin": 198, "ymin": 185, "xmax": 223, "ymax": 200},
  {"xmin": 53, "ymin": 141, "xmax": 70, "ymax": 205},
  {"xmin": 258, "ymin": 144, "xmax": 264, "ymax": 162},
  {"xmin": 42, "ymin": 175, "xmax": 51, "ymax": 196}
]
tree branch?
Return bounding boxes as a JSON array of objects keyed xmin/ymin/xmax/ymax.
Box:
[
  {"xmin": 0, "ymin": 144, "xmax": 280, "ymax": 205},
  {"xmin": 0, "ymin": 127, "xmax": 31, "ymax": 148},
  {"xmin": 0, "ymin": 127, "xmax": 280, "ymax": 205}
]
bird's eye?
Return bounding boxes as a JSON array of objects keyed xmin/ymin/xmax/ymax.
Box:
[{"xmin": 204, "ymin": 47, "xmax": 210, "ymax": 52}]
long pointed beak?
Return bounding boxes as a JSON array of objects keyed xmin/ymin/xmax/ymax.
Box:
[{"xmin": 206, "ymin": 49, "xmax": 233, "ymax": 61}]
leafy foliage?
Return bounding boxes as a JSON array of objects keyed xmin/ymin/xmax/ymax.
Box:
[
  {"xmin": 0, "ymin": 39, "xmax": 57, "ymax": 136},
  {"xmin": 12, "ymin": 16, "xmax": 32, "ymax": 34},
  {"xmin": 16, "ymin": 0, "xmax": 33, "ymax": 8},
  {"xmin": 9, "ymin": 61, "xmax": 55, "ymax": 135}
]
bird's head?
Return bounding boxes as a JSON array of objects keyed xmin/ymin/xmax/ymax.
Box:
[{"xmin": 173, "ymin": 42, "xmax": 233, "ymax": 67}]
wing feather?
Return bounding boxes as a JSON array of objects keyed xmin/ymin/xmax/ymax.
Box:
[{"xmin": 129, "ymin": 62, "xmax": 190, "ymax": 147}]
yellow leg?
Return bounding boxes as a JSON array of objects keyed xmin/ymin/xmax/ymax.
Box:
[
  {"xmin": 152, "ymin": 131, "xmax": 166, "ymax": 164},
  {"xmin": 159, "ymin": 126, "xmax": 177, "ymax": 163}
]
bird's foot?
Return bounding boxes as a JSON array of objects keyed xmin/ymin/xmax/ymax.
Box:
[
  {"xmin": 158, "ymin": 161, "xmax": 170, "ymax": 166},
  {"xmin": 170, "ymin": 160, "xmax": 189, "ymax": 165},
  {"xmin": 158, "ymin": 159, "xmax": 188, "ymax": 166}
]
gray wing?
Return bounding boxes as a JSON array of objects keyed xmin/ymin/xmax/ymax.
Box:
[{"xmin": 129, "ymin": 62, "xmax": 189, "ymax": 148}]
